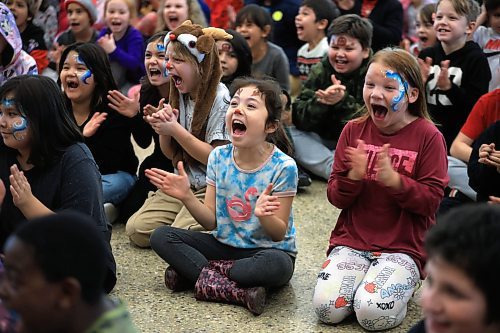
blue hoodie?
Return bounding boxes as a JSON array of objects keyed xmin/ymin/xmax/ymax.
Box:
[{"xmin": 0, "ymin": 3, "xmax": 37, "ymax": 85}]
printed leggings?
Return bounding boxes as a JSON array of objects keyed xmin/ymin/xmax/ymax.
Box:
[{"xmin": 313, "ymin": 246, "xmax": 420, "ymax": 331}]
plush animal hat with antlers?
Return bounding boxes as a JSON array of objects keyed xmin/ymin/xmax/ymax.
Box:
[{"xmin": 164, "ymin": 20, "xmax": 232, "ymax": 167}]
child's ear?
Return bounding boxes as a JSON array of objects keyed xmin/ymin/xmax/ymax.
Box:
[
  {"xmin": 408, "ymin": 87, "xmax": 419, "ymax": 104},
  {"xmin": 265, "ymin": 120, "xmax": 279, "ymax": 134},
  {"xmin": 317, "ymin": 19, "xmax": 329, "ymax": 31},
  {"xmin": 262, "ymin": 25, "xmax": 271, "ymax": 39},
  {"xmin": 362, "ymin": 47, "xmax": 370, "ymax": 59},
  {"xmin": 466, "ymin": 20, "xmax": 476, "ymax": 35}
]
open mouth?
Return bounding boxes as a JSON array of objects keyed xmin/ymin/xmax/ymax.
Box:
[
  {"xmin": 296, "ymin": 25, "xmax": 304, "ymax": 33},
  {"xmin": 70, "ymin": 22, "xmax": 80, "ymax": 27},
  {"xmin": 372, "ymin": 104, "xmax": 388, "ymax": 118},
  {"xmin": 149, "ymin": 68, "xmax": 162, "ymax": 77},
  {"xmin": 232, "ymin": 119, "xmax": 247, "ymax": 136},
  {"xmin": 437, "ymin": 28, "xmax": 449, "ymax": 33},
  {"xmin": 172, "ymin": 74, "xmax": 182, "ymax": 86},
  {"xmin": 111, "ymin": 20, "xmax": 122, "ymax": 27},
  {"xmin": 66, "ymin": 79, "xmax": 80, "ymax": 89},
  {"xmin": 168, "ymin": 16, "xmax": 179, "ymax": 24}
]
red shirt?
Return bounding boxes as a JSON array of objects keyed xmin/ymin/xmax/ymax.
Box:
[
  {"xmin": 327, "ymin": 117, "xmax": 448, "ymax": 276},
  {"xmin": 461, "ymin": 89, "xmax": 500, "ymax": 140}
]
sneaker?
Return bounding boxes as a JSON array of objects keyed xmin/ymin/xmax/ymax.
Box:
[
  {"xmin": 104, "ymin": 203, "xmax": 119, "ymax": 224},
  {"xmin": 297, "ymin": 167, "xmax": 312, "ymax": 188}
]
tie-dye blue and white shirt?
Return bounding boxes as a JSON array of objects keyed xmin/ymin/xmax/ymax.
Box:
[{"xmin": 206, "ymin": 144, "xmax": 298, "ymax": 255}]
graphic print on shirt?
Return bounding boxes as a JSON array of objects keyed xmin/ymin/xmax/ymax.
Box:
[
  {"xmin": 226, "ymin": 186, "xmax": 258, "ymax": 222},
  {"xmin": 364, "ymin": 144, "xmax": 418, "ymax": 180},
  {"xmin": 426, "ymin": 65, "xmax": 463, "ymax": 106}
]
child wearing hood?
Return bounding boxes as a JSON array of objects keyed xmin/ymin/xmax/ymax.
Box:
[{"xmin": 0, "ymin": 3, "xmax": 37, "ymax": 85}]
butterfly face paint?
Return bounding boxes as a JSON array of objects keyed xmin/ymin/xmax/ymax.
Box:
[
  {"xmin": 384, "ymin": 70, "xmax": 408, "ymax": 112},
  {"xmin": 75, "ymin": 55, "xmax": 92, "ymax": 85}
]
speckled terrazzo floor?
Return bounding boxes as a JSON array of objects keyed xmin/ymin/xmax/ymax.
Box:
[{"xmin": 109, "ymin": 179, "xmax": 423, "ymax": 333}]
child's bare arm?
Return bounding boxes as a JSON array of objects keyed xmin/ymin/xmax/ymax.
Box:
[
  {"xmin": 145, "ymin": 162, "xmax": 216, "ymax": 230},
  {"xmin": 171, "ymin": 126, "xmax": 227, "ymax": 165},
  {"xmin": 450, "ymin": 132, "xmax": 474, "ymax": 162}
]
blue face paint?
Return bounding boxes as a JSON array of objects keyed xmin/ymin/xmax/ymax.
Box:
[
  {"xmin": 12, "ymin": 116, "xmax": 28, "ymax": 141},
  {"xmin": 162, "ymin": 60, "xmax": 169, "ymax": 78},
  {"xmin": 384, "ymin": 70, "xmax": 408, "ymax": 112},
  {"xmin": 1, "ymin": 97, "xmax": 15, "ymax": 107},
  {"xmin": 156, "ymin": 43, "xmax": 165, "ymax": 52},
  {"xmin": 80, "ymin": 70, "xmax": 92, "ymax": 84},
  {"xmin": 75, "ymin": 55, "xmax": 92, "ymax": 84}
]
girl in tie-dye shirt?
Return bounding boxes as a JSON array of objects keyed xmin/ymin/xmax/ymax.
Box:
[{"xmin": 148, "ymin": 78, "xmax": 298, "ymax": 315}]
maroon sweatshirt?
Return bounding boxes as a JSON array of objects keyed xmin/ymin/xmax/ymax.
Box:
[{"xmin": 327, "ymin": 117, "xmax": 448, "ymax": 275}]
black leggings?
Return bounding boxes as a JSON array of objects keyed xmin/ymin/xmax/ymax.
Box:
[{"xmin": 150, "ymin": 226, "xmax": 295, "ymax": 288}]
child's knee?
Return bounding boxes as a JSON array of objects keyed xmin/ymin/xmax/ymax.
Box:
[
  {"xmin": 125, "ymin": 217, "xmax": 151, "ymax": 248},
  {"xmin": 354, "ymin": 293, "xmax": 408, "ymax": 331},
  {"xmin": 313, "ymin": 283, "xmax": 352, "ymax": 324}
]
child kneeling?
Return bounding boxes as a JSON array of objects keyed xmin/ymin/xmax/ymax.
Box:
[{"xmin": 313, "ymin": 48, "xmax": 448, "ymax": 330}]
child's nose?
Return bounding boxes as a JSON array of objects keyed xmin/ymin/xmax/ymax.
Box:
[{"xmin": 166, "ymin": 61, "xmax": 173, "ymax": 70}]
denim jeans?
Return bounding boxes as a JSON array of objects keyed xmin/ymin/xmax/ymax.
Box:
[{"xmin": 102, "ymin": 171, "xmax": 137, "ymax": 205}]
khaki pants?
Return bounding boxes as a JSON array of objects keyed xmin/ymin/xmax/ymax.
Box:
[{"xmin": 125, "ymin": 188, "xmax": 206, "ymax": 247}]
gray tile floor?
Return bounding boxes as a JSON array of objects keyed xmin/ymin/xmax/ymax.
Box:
[{"xmin": 110, "ymin": 180, "xmax": 423, "ymax": 333}]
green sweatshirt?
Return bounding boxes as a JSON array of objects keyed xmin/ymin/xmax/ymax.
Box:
[{"xmin": 292, "ymin": 52, "xmax": 372, "ymax": 141}]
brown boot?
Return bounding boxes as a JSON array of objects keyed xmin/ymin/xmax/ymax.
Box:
[
  {"xmin": 164, "ymin": 266, "xmax": 191, "ymax": 291},
  {"xmin": 194, "ymin": 263, "xmax": 266, "ymax": 315}
]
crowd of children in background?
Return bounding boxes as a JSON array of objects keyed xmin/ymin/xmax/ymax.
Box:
[{"xmin": 0, "ymin": 0, "xmax": 499, "ymax": 331}]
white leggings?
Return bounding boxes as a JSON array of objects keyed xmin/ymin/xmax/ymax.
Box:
[{"xmin": 313, "ymin": 246, "xmax": 420, "ymax": 331}]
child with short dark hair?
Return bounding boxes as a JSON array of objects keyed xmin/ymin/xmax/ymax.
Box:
[
  {"xmin": 295, "ymin": 0, "xmax": 340, "ymax": 82},
  {"xmin": 473, "ymin": 0, "xmax": 500, "ymax": 91},
  {"xmin": 408, "ymin": 204, "xmax": 500, "ymax": 333},
  {"xmin": 0, "ymin": 212, "xmax": 138, "ymax": 332},
  {"xmin": 289, "ymin": 14, "xmax": 372, "ymax": 180},
  {"xmin": 235, "ymin": 4, "xmax": 290, "ymax": 91}
]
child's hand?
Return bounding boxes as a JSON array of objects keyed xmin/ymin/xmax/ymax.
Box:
[
  {"xmin": 315, "ymin": 75, "xmax": 346, "ymax": 105},
  {"xmin": 489, "ymin": 195, "xmax": 500, "ymax": 205},
  {"xmin": 145, "ymin": 162, "xmax": 191, "ymax": 201},
  {"xmin": 375, "ymin": 144, "xmax": 401, "ymax": 189},
  {"xmin": 83, "ymin": 112, "xmax": 108, "ymax": 137},
  {"xmin": 346, "ymin": 139, "xmax": 368, "ymax": 180},
  {"xmin": 107, "ymin": 90, "xmax": 140, "ymax": 118},
  {"xmin": 479, "ymin": 143, "xmax": 500, "ymax": 172},
  {"xmin": 143, "ymin": 98, "xmax": 165, "ymax": 117},
  {"xmin": 147, "ymin": 104, "xmax": 179, "ymax": 136},
  {"xmin": 97, "ymin": 34, "xmax": 117, "ymax": 54},
  {"xmin": 400, "ymin": 38, "xmax": 411, "ymax": 53},
  {"xmin": 9, "ymin": 165, "xmax": 34, "ymax": 210},
  {"xmin": 254, "ymin": 183, "xmax": 281, "ymax": 218},
  {"xmin": 0, "ymin": 178, "xmax": 5, "ymax": 205},
  {"xmin": 417, "ymin": 57, "xmax": 433, "ymax": 83},
  {"xmin": 436, "ymin": 60, "xmax": 451, "ymax": 91}
]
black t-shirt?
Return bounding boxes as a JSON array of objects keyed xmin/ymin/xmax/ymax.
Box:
[{"xmin": 0, "ymin": 142, "xmax": 116, "ymax": 291}]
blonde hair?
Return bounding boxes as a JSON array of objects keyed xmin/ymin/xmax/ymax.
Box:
[
  {"xmin": 104, "ymin": 0, "xmax": 137, "ymax": 21},
  {"xmin": 156, "ymin": 0, "xmax": 207, "ymax": 32},
  {"xmin": 436, "ymin": 0, "xmax": 480, "ymax": 22},
  {"xmin": 357, "ymin": 48, "xmax": 432, "ymax": 122}
]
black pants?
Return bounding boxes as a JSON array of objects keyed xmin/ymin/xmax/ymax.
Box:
[{"xmin": 150, "ymin": 226, "xmax": 295, "ymax": 288}]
